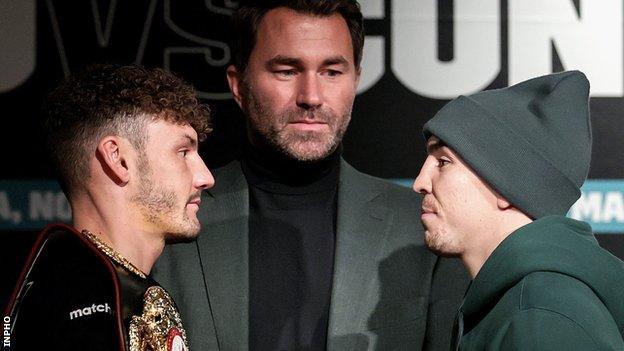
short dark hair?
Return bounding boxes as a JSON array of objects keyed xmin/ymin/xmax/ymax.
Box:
[
  {"xmin": 42, "ymin": 64, "xmax": 211, "ymax": 197},
  {"xmin": 231, "ymin": 0, "xmax": 364, "ymax": 73}
]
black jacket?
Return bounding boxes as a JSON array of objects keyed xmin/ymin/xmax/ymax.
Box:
[{"xmin": 4, "ymin": 224, "xmax": 158, "ymax": 350}]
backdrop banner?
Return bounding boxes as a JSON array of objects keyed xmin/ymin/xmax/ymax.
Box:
[{"xmin": 2, "ymin": 1, "xmax": 623, "ymax": 294}]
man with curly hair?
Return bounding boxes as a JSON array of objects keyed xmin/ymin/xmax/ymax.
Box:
[{"xmin": 4, "ymin": 64, "xmax": 214, "ymax": 350}]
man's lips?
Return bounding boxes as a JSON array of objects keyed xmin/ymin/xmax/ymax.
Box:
[
  {"xmin": 290, "ymin": 118, "xmax": 327, "ymax": 124},
  {"xmin": 187, "ymin": 198, "xmax": 201, "ymax": 207},
  {"xmin": 288, "ymin": 120, "xmax": 327, "ymax": 131},
  {"xmin": 421, "ymin": 208, "xmax": 437, "ymax": 215},
  {"xmin": 421, "ymin": 197, "xmax": 438, "ymax": 215}
]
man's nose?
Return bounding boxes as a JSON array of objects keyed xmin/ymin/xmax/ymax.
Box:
[
  {"xmin": 194, "ymin": 159, "xmax": 215, "ymax": 190},
  {"xmin": 413, "ymin": 163, "xmax": 432, "ymax": 195},
  {"xmin": 296, "ymin": 72, "xmax": 323, "ymax": 110}
]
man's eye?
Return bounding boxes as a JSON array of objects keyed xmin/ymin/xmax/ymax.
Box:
[
  {"xmin": 179, "ymin": 150, "xmax": 189, "ymax": 157},
  {"xmin": 437, "ymin": 158, "xmax": 450, "ymax": 167},
  {"xmin": 325, "ymin": 70, "xmax": 343, "ymax": 77},
  {"xmin": 276, "ymin": 70, "xmax": 296, "ymax": 77}
]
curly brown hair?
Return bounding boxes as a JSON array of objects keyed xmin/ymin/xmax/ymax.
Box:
[{"xmin": 43, "ymin": 64, "xmax": 211, "ymax": 197}]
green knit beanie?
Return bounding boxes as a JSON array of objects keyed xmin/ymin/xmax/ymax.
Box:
[{"xmin": 423, "ymin": 70, "xmax": 592, "ymax": 219}]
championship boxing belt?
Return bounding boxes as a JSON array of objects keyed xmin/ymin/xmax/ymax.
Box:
[{"xmin": 4, "ymin": 224, "xmax": 188, "ymax": 351}]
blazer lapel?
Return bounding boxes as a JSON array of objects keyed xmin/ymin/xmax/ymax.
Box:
[
  {"xmin": 327, "ymin": 161, "xmax": 393, "ymax": 349},
  {"xmin": 196, "ymin": 161, "xmax": 249, "ymax": 350}
]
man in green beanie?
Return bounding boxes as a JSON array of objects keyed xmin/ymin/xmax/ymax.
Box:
[{"xmin": 413, "ymin": 70, "xmax": 624, "ymax": 350}]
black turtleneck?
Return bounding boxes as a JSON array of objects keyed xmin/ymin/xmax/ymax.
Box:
[{"xmin": 242, "ymin": 143, "xmax": 340, "ymax": 351}]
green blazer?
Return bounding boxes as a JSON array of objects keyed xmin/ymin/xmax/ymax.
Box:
[{"xmin": 153, "ymin": 160, "xmax": 468, "ymax": 351}]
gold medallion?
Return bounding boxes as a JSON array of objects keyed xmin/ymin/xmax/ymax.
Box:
[{"xmin": 81, "ymin": 229, "xmax": 188, "ymax": 350}]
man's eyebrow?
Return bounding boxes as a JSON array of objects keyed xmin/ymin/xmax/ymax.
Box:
[
  {"xmin": 323, "ymin": 56, "xmax": 349, "ymax": 67},
  {"xmin": 266, "ymin": 56, "xmax": 303, "ymax": 68},
  {"xmin": 181, "ymin": 134, "xmax": 198, "ymax": 148},
  {"xmin": 265, "ymin": 55, "xmax": 350, "ymax": 69},
  {"xmin": 426, "ymin": 139, "xmax": 447, "ymax": 154}
]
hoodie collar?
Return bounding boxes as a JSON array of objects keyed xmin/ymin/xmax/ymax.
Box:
[{"xmin": 461, "ymin": 215, "xmax": 622, "ymax": 328}]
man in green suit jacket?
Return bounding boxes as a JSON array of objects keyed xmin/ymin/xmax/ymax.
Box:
[{"xmin": 154, "ymin": 1, "xmax": 469, "ymax": 350}]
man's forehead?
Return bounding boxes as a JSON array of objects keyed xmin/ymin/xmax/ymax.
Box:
[
  {"xmin": 147, "ymin": 119, "xmax": 197, "ymax": 141},
  {"xmin": 255, "ymin": 7, "xmax": 354, "ymax": 61}
]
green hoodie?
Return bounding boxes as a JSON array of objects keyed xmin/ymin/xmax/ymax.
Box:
[{"xmin": 453, "ymin": 216, "xmax": 624, "ymax": 350}]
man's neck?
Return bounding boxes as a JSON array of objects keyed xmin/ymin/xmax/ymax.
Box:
[
  {"xmin": 242, "ymin": 140, "xmax": 342, "ymax": 187},
  {"xmin": 71, "ymin": 197, "xmax": 164, "ymax": 275},
  {"xmin": 461, "ymin": 212, "xmax": 533, "ymax": 279}
]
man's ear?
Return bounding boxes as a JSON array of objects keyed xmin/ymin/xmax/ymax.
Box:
[
  {"xmin": 96, "ymin": 136, "xmax": 130, "ymax": 185},
  {"xmin": 226, "ymin": 65, "xmax": 244, "ymax": 108}
]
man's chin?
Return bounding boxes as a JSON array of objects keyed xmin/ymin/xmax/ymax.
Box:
[
  {"xmin": 280, "ymin": 138, "xmax": 337, "ymax": 162},
  {"xmin": 424, "ymin": 231, "xmax": 460, "ymax": 257}
]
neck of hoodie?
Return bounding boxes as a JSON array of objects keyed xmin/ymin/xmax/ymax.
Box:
[{"xmin": 461, "ymin": 215, "xmax": 624, "ymax": 334}]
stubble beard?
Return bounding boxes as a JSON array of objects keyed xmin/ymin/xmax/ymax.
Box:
[
  {"xmin": 132, "ymin": 157, "xmax": 201, "ymax": 243},
  {"xmin": 423, "ymin": 223, "xmax": 461, "ymax": 258},
  {"xmin": 243, "ymin": 83, "xmax": 352, "ymax": 162}
]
